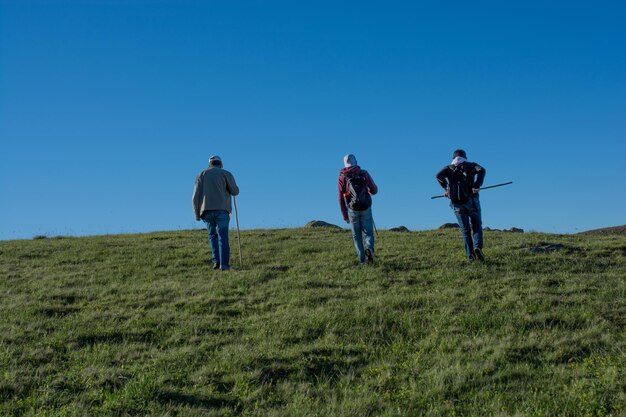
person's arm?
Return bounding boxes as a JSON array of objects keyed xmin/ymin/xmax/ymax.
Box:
[
  {"xmin": 473, "ymin": 163, "xmax": 486, "ymax": 192},
  {"xmin": 226, "ymin": 172, "xmax": 240, "ymax": 196},
  {"xmin": 192, "ymin": 174, "xmax": 203, "ymax": 220},
  {"xmin": 338, "ymin": 175, "xmax": 349, "ymax": 223},
  {"xmin": 436, "ymin": 166, "xmax": 450, "ymax": 190},
  {"xmin": 365, "ymin": 171, "xmax": 378, "ymax": 195}
]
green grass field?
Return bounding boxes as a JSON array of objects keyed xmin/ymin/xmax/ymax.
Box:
[{"xmin": 1, "ymin": 228, "xmax": 625, "ymax": 416}]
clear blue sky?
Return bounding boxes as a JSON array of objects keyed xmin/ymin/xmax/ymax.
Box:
[{"xmin": 1, "ymin": 0, "xmax": 625, "ymax": 240}]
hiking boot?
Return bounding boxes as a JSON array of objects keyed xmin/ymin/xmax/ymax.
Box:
[
  {"xmin": 220, "ymin": 265, "xmax": 230, "ymax": 271},
  {"xmin": 213, "ymin": 262, "xmax": 220, "ymax": 270},
  {"xmin": 365, "ymin": 249, "xmax": 375, "ymax": 264},
  {"xmin": 474, "ymin": 248, "xmax": 485, "ymax": 262}
]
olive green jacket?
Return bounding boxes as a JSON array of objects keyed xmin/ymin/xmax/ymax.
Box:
[{"xmin": 192, "ymin": 167, "xmax": 239, "ymax": 220}]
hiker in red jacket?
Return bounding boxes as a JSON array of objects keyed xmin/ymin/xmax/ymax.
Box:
[{"xmin": 338, "ymin": 154, "xmax": 378, "ymax": 264}]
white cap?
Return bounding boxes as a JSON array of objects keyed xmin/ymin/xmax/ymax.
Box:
[{"xmin": 343, "ymin": 154, "xmax": 357, "ymax": 167}]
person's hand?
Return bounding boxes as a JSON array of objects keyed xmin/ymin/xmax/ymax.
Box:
[
  {"xmin": 196, "ymin": 217, "xmax": 200, "ymax": 221},
  {"xmin": 472, "ymin": 188, "xmax": 479, "ymax": 194},
  {"xmin": 444, "ymin": 190, "xmax": 449, "ymax": 198},
  {"xmin": 344, "ymin": 218, "xmax": 350, "ymax": 224}
]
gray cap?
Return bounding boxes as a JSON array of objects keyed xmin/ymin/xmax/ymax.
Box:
[{"xmin": 209, "ymin": 155, "xmax": 222, "ymax": 166}]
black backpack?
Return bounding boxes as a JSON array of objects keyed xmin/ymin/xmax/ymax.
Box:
[
  {"xmin": 343, "ymin": 171, "xmax": 372, "ymax": 211},
  {"xmin": 448, "ymin": 163, "xmax": 472, "ymax": 204}
]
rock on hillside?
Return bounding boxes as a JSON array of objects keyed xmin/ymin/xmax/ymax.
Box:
[
  {"xmin": 578, "ymin": 225, "xmax": 626, "ymax": 236},
  {"xmin": 305, "ymin": 220, "xmax": 342, "ymax": 229},
  {"xmin": 484, "ymin": 227, "xmax": 524, "ymax": 233},
  {"xmin": 389, "ymin": 226, "xmax": 411, "ymax": 233},
  {"xmin": 523, "ymin": 243, "xmax": 565, "ymax": 253}
]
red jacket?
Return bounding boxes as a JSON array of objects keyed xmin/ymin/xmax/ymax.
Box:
[{"xmin": 338, "ymin": 166, "xmax": 378, "ymax": 222}]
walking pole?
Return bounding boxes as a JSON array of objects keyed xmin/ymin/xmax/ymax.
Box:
[
  {"xmin": 233, "ymin": 196, "xmax": 243, "ymax": 267},
  {"xmin": 430, "ymin": 181, "xmax": 513, "ymax": 199},
  {"xmin": 372, "ymin": 217, "xmax": 381, "ymax": 257}
]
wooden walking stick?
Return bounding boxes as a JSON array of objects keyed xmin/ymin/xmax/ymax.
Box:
[
  {"xmin": 372, "ymin": 217, "xmax": 382, "ymax": 261},
  {"xmin": 233, "ymin": 196, "xmax": 243, "ymax": 267}
]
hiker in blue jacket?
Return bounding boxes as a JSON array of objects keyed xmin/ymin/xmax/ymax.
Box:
[{"xmin": 436, "ymin": 149, "xmax": 486, "ymax": 262}]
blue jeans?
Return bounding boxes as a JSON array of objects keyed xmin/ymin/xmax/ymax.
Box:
[
  {"xmin": 451, "ymin": 196, "xmax": 483, "ymax": 260},
  {"xmin": 348, "ymin": 207, "xmax": 375, "ymax": 264},
  {"xmin": 201, "ymin": 210, "xmax": 230, "ymax": 269}
]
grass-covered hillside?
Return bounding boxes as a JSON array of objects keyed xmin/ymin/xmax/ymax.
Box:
[{"xmin": 1, "ymin": 228, "xmax": 625, "ymax": 416}]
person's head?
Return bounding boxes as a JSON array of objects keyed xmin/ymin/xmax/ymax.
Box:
[
  {"xmin": 209, "ymin": 155, "xmax": 223, "ymax": 168},
  {"xmin": 343, "ymin": 154, "xmax": 357, "ymax": 168},
  {"xmin": 452, "ymin": 149, "xmax": 467, "ymax": 159}
]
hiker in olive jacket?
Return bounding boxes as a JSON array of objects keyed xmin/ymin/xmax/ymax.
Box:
[
  {"xmin": 193, "ymin": 155, "xmax": 239, "ymax": 270},
  {"xmin": 436, "ymin": 149, "xmax": 486, "ymax": 262}
]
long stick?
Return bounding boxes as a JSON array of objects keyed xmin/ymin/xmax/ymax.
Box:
[
  {"xmin": 431, "ymin": 181, "xmax": 513, "ymax": 199},
  {"xmin": 477, "ymin": 181, "xmax": 513, "ymax": 191},
  {"xmin": 233, "ymin": 196, "xmax": 243, "ymax": 267},
  {"xmin": 372, "ymin": 217, "xmax": 381, "ymax": 256}
]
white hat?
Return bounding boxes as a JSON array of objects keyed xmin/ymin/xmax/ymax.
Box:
[{"xmin": 343, "ymin": 154, "xmax": 357, "ymax": 167}]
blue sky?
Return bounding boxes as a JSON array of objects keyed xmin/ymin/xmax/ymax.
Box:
[{"xmin": 1, "ymin": 0, "xmax": 625, "ymax": 239}]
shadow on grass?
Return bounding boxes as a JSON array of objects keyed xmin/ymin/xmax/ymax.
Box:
[
  {"xmin": 256, "ymin": 359, "xmax": 294, "ymax": 385},
  {"xmin": 252, "ymin": 346, "xmax": 367, "ymax": 386},
  {"xmin": 36, "ymin": 293, "xmax": 80, "ymax": 317},
  {"xmin": 0, "ymin": 382, "xmax": 24, "ymax": 400},
  {"xmin": 522, "ymin": 316, "xmax": 588, "ymax": 331},
  {"xmin": 157, "ymin": 389, "xmax": 239, "ymax": 410},
  {"xmin": 379, "ymin": 260, "xmax": 414, "ymax": 273},
  {"xmin": 269, "ymin": 265, "xmax": 290, "ymax": 272},
  {"xmin": 301, "ymin": 347, "xmax": 367, "ymax": 383},
  {"xmin": 37, "ymin": 305, "xmax": 80, "ymax": 317},
  {"xmin": 74, "ymin": 330, "xmax": 158, "ymax": 347},
  {"xmin": 302, "ymin": 279, "xmax": 349, "ymax": 290},
  {"xmin": 505, "ymin": 345, "xmax": 543, "ymax": 367}
]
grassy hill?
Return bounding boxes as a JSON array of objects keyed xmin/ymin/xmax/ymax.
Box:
[{"xmin": 1, "ymin": 228, "xmax": 625, "ymax": 416}]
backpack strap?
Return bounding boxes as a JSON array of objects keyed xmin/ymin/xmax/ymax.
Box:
[{"xmin": 340, "ymin": 172, "xmax": 351, "ymax": 201}]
